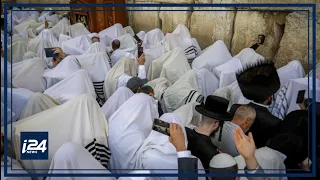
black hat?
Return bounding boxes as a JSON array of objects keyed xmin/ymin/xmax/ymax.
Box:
[
  {"xmin": 126, "ymin": 77, "xmax": 148, "ymax": 93},
  {"xmin": 236, "ymin": 60, "xmax": 280, "ymax": 102}
]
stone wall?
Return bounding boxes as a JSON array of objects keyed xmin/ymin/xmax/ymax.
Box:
[{"xmin": 127, "ymin": 0, "xmax": 320, "ymax": 70}]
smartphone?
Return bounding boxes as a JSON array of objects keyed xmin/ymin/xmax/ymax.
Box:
[
  {"xmin": 138, "ymin": 47, "xmax": 143, "ymax": 57},
  {"xmin": 296, "ymin": 90, "xmax": 306, "ymax": 104},
  {"xmin": 44, "ymin": 48, "xmax": 58, "ymax": 58},
  {"xmin": 152, "ymin": 118, "xmax": 170, "ymax": 136}
]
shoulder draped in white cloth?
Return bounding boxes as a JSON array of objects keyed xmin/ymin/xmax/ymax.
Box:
[
  {"xmin": 83, "ymin": 42, "xmax": 107, "ymax": 55},
  {"xmin": 135, "ymin": 113, "xmax": 206, "ymax": 180},
  {"xmin": 192, "ymin": 40, "xmax": 232, "ymax": 72},
  {"xmin": 136, "ymin": 31, "xmax": 146, "ymax": 41},
  {"xmin": 27, "ymin": 37, "xmax": 51, "ymax": 59},
  {"xmin": 58, "ymin": 34, "xmax": 72, "ymax": 48},
  {"xmin": 196, "ymin": 68, "xmax": 219, "ymax": 99},
  {"xmin": 108, "ymin": 93, "xmax": 159, "ymax": 173},
  {"xmin": 61, "ymin": 35, "xmax": 91, "ymax": 55},
  {"xmin": 7, "ymin": 40, "xmax": 27, "ymax": 63},
  {"xmin": 70, "ymin": 23, "xmax": 90, "ymax": 38},
  {"xmin": 44, "ymin": 69, "xmax": 96, "ymax": 104},
  {"xmin": 22, "ymin": 51, "xmax": 38, "ymax": 60},
  {"xmin": 142, "ymin": 28, "xmax": 164, "ymax": 50},
  {"xmin": 8, "ymin": 94, "xmax": 111, "ymax": 174},
  {"xmin": 36, "ymin": 29, "xmax": 59, "ymax": 47},
  {"xmin": 113, "ymin": 33, "xmax": 138, "ymax": 56},
  {"xmin": 101, "ymin": 86, "xmax": 134, "ymax": 121},
  {"xmin": 99, "ymin": 23, "xmax": 126, "ymax": 46},
  {"xmin": 50, "ymin": 17, "xmax": 71, "ymax": 39},
  {"xmin": 213, "ymin": 57, "xmax": 243, "ymax": 88},
  {"xmin": 124, "ymin": 26, "xmax": 135, "ymax": 36},
  {"xmin": 144, "ymin": 43, "xmax": 166, "ymax": 74},
  {"xmin": 19, "ymin": 93, "xmax": 60, "ymax": 120},
  {"xmin": 8, "ymin": 57, "xmax": 46, "ymax": 92}
]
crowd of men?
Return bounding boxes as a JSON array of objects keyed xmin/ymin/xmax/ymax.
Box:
[{"xmin": 1, "ymin": 7, "xmax": 320, "ymax": 180}]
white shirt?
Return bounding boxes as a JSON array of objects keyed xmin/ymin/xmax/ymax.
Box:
[
  {"xmin": 117, "ymin": 65, "xmax": 147, "ymax": 88},
  {"xmin": 177, "ymin": 150, "xmax": 191, "ymax": 158}
]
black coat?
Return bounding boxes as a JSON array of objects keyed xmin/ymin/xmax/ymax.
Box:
[{"xmin": 229, "ymin": 102, "xmax": 282, "ymax": 148}]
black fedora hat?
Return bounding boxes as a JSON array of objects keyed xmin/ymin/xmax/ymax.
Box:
[{"xmin": 195, "ymin": 95, "xmax": 232, "ymax": 121}]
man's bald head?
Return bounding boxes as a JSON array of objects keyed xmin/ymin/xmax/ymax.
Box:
[
  {"xmin": 232, "ymin": 105, "xmax": 256, "ymax": 133},
  {"xmin": 112, "ymin": 39, "xmax": 120, "ymax": 51}
]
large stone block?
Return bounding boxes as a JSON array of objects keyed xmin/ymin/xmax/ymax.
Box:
[
  {"xmin": 190, "ymin": 7, "xmax": 236, "ymax": 50},
  {"xmin": 231, "ymin": 11, "xmax": 288, "ymax": 61},
  {"xmin": 129, "ymin": 4, "xmax": 161, "ymax": 33},
  {"xmin": 159, "ymin": 7, "xmax": 192, "ymax": 34},
  {"xmin": 274, "ymin": 12, "xmax": 320, "ymax": 71}
]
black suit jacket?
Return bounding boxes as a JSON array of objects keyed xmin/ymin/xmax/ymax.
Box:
[{"xmin": 229, "ymin": 102, "xmax": 282, "ymax": 148}]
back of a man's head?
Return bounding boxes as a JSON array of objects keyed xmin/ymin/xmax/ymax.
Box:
[
  {"xmin": 137, "ymin": 85, "xmax": 154, "ymax": 96},
  {"xmin": 232, "ymin": 105, "xmax": 256, "ymax": 133},
  {"xmin": 112, "ymin": 39, "xmax": 120, "ymax": 50},
  {"xmin": 209, "ymin": 153, "xmax": 239, "ymax": 180}
]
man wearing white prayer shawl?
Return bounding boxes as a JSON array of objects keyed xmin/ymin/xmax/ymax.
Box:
[
  {"xmin": 148, "ymin": 48, "xmax": 191, "ymax": 85},
  {"xmin": 135, "ymin": 113, "xmax": 206, "ymax": 180},
  {"xmin": 1, "ymin": 87, "xmax": 34, "ymax": 125},
  {"xmin": 44, "ymin": 69, "xmax": 96, "ymax": 104},
  {"xmin": 98, "ymin": 23, "xmax": 126, "ymax": 47},
  {"xmin": 88, "ymin": 33, "xmax": 101, "ymax": 43},
  {"xmin": 58, "ymin": 33, "xmax": 72, "ymax": 48},
  {"xmin": 61, "ymin": 35, "xmax": 91, "ymax": 55},
  {"xmin": 192, "ymin": 40, "xmax": 232, "ymax": 72},
  {"xmin": 5, "ymin": 94, "xmax": 111, "ymax": 174},
  {"xmin": 27, "ymin": 37, "xmax": 51, "ymax": 59},
  {"xmin": 211, "ymin": 105, "xmax": 256, "ymax": 157},
  {"xmin": 142, "ymin": 28, "xmax": 164, "ymax": 50},
  {"xmin": 36, "ymin": 28, "xmax": 59, "ymax": 47},
  {"xmin": 8, "ymin": 57, "xmax": 46, "ymax": 92},
  {"xmin": 82, "ymin": 42, "xmax": 108, "ymax": 55},
  {"xmin": 233, "ymin": 48, "xmax": 265, "ymax": 67},
  {"xmin": 163, "ymin": 69, "xmax": 218, "ymax": 112},
  {"xmin": 22, "ymin": 51, "xmax": 38, "ymax": 60},
  {"xmin": 70, "ymin": 23, "xmax": 90, "ymax": 38},
  {"xmin": 213, "ymin": 57, "xmax": 243, "ymax": 88},
  {"xmin": 124, "ymin": 26, "xmax": 135, "ymax": 36},
  {"xmin": 19, "ymin": 93, "xmax": 60, "ymax": 120},
  {"xmin": 146, "ymin": 77, "xmax": 172, "ymax": 102},
  {"xmin": 136, "ymin": 31, "xmax": 146, "ymax": 41},
  {"xmin": 108, "ymin": 93, "xmax": 159, "ymax": 173},
  {"xmin": 50, "ymin": 17, "xmax": 71, "ymax": 40},
  {"xmin": 110, "ymin": 35, "xmax": 137, "ymax": 66},
  {"xmin": 101, "ymin": 86, "xmax": 134, "ymax": 121},
  {"xmin": 7, "ymin": 39, "xmax": 27, "ymax": 63},
  {"xmin": 103, "ymin": 56, "xmax": 146, "ymax": 99},
  {"xmin": 43, "ymin": 55, "xmax": 81, "ymax": 88}
]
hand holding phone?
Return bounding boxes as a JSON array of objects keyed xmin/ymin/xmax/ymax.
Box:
[
  {"xmin": 296, "ymin": 90, "xmax": 306, "ymax": 104},
  {"xmin": 168, "ymin": 123, "xmax": 187, "ymax": 152},
  {"xmin": 152, "ymin": 118, "xmax": 170, "ymax": 136}
]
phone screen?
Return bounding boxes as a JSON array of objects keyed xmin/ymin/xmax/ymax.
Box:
[
  {"xmin": 296, "ymin": 90, "xmax": 306, "ymax": 104},
  {"xmin": 138, "ymin": 47, "xmax": 143, "ymax": 57},
  {"xmin": 152, "ymin": 118, "xmax": 170, "ymax": 136}
]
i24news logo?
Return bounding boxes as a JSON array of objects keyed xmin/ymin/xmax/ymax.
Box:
[{"xmin": 20, "ymin": 132, "xmax": 49, "ymax": 160}]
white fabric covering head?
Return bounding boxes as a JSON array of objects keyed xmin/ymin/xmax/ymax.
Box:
[
  {"xmin": 36, "ymin": 29, "xmax": 59, "ymax": 47},
  {"xmin": 45, "ymin": 14, "xmax": 60, "ymax": 26},
  {"xmin": 108, "ymin": 93, "xmax": 159, "ymax": 173},
  {"xmin": 144, "ymin": 43, "xmax": 166, "ymax": 74},
  {"xmin": 88, "ymin": 32, "xmax": 100, "ymax": 41},
  {"xmin": 44, "ymin": 69, "xmax": 96, "ymax": 104},
  {"xmin": 146, "ymin": 77, "xmax": 172, "ymax": 101},
  {"xmin": 8, "ymin": 57, "xmax": 46, "ymax": 92},
  {"xmin": 19, "ymin": 93, "xmax": 60, "ymax": 120},
  {"xmin": 83, "ymin": 42, "xmax": 107, "ymax": 55},
  {"xmin": 22, "ymin": 51, "xmax": 38, "ymax": 60},
  {"xmin": 27, "ymin": 37, "xmax": 51, "ymax": 58},
  {"xmin": 213, "ymin": 57, "xmax": 243, "ymax": 88},
  {"xmin": 234, "ymin": 48, "xmax": 265, "ymax": 67},
  {"xmin": 14, "ymin": 20, "xmax": 41, "ymax": 34},
  {"xmin": 234, "ymin": 147, "xmax": 287, "ymax": 180},
  {"xmin": 99, "ymin": 23, "xmax": 126, "ymax": 46},
  {"xmin": 124, "ymin": 26, "xmax": 135, "ymax": 36},
  {"xmin": 9, "ymin": 94, "xmax": 111, "ymax": 174},
  {"xmin": 43, "ymin": 55, "xmax": 81, "ymax": 88},
  {"xmin": 101, "ymin": 86, "xmax": 134, "ymax": 121},
  {"xmin": 103, "ymin": 57, "xmax": 138, "ymax": 99},
  {"xmin": 136, "ymin": 113, "xmax": 206, "ymax": 180},
  {"xmin": 1, "ymin": 87, "xmax": 34, "ymax": 125},
  {"xmin": 61, "ymin": 35, "xmax": 91, "ymax": 55},
  {"xmin": 192, "ymin": 40, "xmax": 232, "ymax": 72},
  {"xmin": 213, "ymin": 87, "xmax": 234, "ymax": 111},
  {"xmin": 7, "ymin": 40, "xmax": 27, "ymax": 63},
  {"xmin": 142, "ymin": 28, "xmax": 164, "ymax": 50},
  {"xmin": 148, "ymin": 48, "xmax": 191, "ymax": 85},
  {"xmin": 58, "ymin": 34, "xmax": 72, "ymax": 48},
  {"xmin": 113, "ymin": 33, "xmax": 138, "ymax": 56},
  {"xmin": 173, "ymin": 102, "xmax": 201, "ymax": 129},
  {"xmin": 50, "ymin": 17, "xmax": 70, "ymax": 39},
  {"xmin": 76, "ymin": 52, "xmax": 111, "ymax": 82},
  {"xmin": 136, "ymin": 31, "xmax": 146, "ymax": 41},
  {"xmin": 163, "ymin": 69, "xmax": 204, "ymax": 113},
  {"xmin": 196, "ymin": 68, "xmax": 219, "ymax": 99},
  {"xmin": 70, "ymin": 23, "xmax": 90, "ymax": 38}
]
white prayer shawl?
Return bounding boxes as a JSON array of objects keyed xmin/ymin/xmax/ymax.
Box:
[
  {"xmin": 13, "ymin": 20, "xmax": 41, "ymax": 34},
  {"xmin": 43, "ymin": 55, "xmax": 81, "ymax": 88},
  {"xmin": 99, "ymin": 23, "xmax": 126, "ymax": 46},
  {"xmin": 192, "ymin": 40, "xmax": 232, "ymax": 72},
  {"xmin": 83, "ymin": 42, "xmax": 107, "ymax": 55},
  {"xmin": 213, "ymin": 87, "xmax": 234, "ymax": 111},
  {"xmin": 27, "ymin": 37, "xmax": 51, "ymax": 59},
  {"xmin": 76, "ymin": 52, "xmax": 111, "ymax": 82},
  {"xmin": 20, "ymin": 28, "xmax": 37, "ymax": 40},
  {"xmin": 163, "ymin": 69, "xmax": 204, "ymax": 113},
  {"xmin": 148, "ymin": 48, "xmax": 191, "ymax": 85},
  {"xmin": 1, "ymin": 157, "xmax": 32, "ymax": 180},
  {"xmin": 124, "ymin": 26, "xmax": 135, "ymax": 36},
  {"xmin": 227, "ymin": 81, "xmax": 251, "ymax": 105},
  {"xmin": 103, "ymin": 57, "xmax": 138, "ymax": 99},
  {"xmin": 136, "ymin": 31, "xmax": 146, "ymax": 41},
  {"xmin": 234, "ymin": 147, "xmax": 287, "ymax": 180},
  {"xmin": 50, "ymin": 17, "xmax": 71, "ymax": 40},
  {"xmin": 35, "ymin": 22, "xmax": 54, "ymax": 34},
  {"xmin": 144, "ymin": 43, "xmax": 166, "ymax": 74},
  {"xmin": 234, "ymin": 48, "xmax": 265, "ymax": 67},
  {"xmin": 110, "ymin": 49, "xmax": 136, "ymax": 67},
  {"xmin": 61, "ymin": 35, "xmax": 91, "ymax": 55},
  {"xmin": 173, "ymin": 102, "xmax": 201, "ymax": 129},
  {"xmin": 22, "ymin": 51, "xmax": 38, "ymax": 60},
  {"xmin": 136, "ymin": 113, "xmax": 206, "ymax": 180},
  {"xmin": 70, "ymin": 23, "xmax": 90, "ymax": 38},
  {"xmin": 58, "ymin": 34, "xmax": 72, "ymax": 48},
  {"xmin": 19, "ymin": 93, "xmax": 60, "ymax": 120},
  {"xmin": 270, "ymin": 77, "xmax": 320, "ymax": 119},
  {"xmin": 1, "ymin": 87, "xmax": 34, "ymax": 125},
  {"xmin": 8, "ymin": 58, "xmax": 46, "ymax": 92},
  {"xmin": 101, "ymin": 86, "xmax": 134, "ymax": 121},
  {"xmin": 37, "ymin": 29, "xmax": 59, "ymax": 47},
  {"xmin": 24, "ymin": 13, "xmax": 39, "ymax": 23},
  {"xmin": 197, "ymin": 68, "xmax": 220, "ymax": 99},
  {"xmin": 114, "ymin": 33, "xmax": 138, "ymax": 56},
  {"xmin": 276, "ymin": 60, "xmax": 305, "ymax": 95},
  {"xmin": 45, "ymin": 14, "xmax": 60, "ymax": 26},
  {"xmin": 306, "ymin": 62, "xmax": 320, "ymax": 78},
  {"xmin": 7, "ymin": 40, "xmax": 27, "ymax": 63},
  {"xmin": 38, "ymin": 10, "xmax": 52, "ymax": 23},
  {"xmin": 44, "ymin": 69, "xmax": 96, "ymax": 104},
  {"xmin": 142, "ymin": 28, "xmax": 164, "ymax": 50},
  {"xmin": 9, "ymin": 94, "xmax": 111, "ymax": 174},
  {"xmin": 108, "ymin": 93, "xmax": 159, "ymax": 173},
  {"xmin": 213, "ymin": 57, "xmax": 243, "ymax": 88},
  {"xmin": 28, "ymin": 8, "xmax": 40, "ymax": 17},
  {"xmin": 146, "ymin": 77, "xmax": 172, "ymax": 101}
]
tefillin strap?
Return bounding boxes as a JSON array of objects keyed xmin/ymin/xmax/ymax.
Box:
[{"xmin": 218, "ymin": 121, "xmax": 224, "ymax": 142}]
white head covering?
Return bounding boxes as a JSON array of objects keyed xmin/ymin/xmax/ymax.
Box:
[
  {"xmin": 196, "ymin": 68, "xmax": 219, "ymax": 99},
  {"xmin": 88, "ymin": 32, "xmax": 100, "ymax": 40},
  {"xmin": 213, "ymin": 57, "xmax": 243, "ymax": 88},
  {"xmin": 82, "ymin": 42, "xmax": 107, "ymax": 55},
  {"xmin": 124, "ymin": 26, "xmax": 135, "ymax": 36},
  {"xmin": 136, "ymin": 31, "xmax": 146, "ymax": 42},
  {"xmin": 27, "ymin": 37, "xmax": 51, "ymax": 58},
  {"xmin": 61, "ymin": 35, "xmax": 91, "ymax": 55},
  {"xmin": 58, "ymin": 34, "xmax": 72, "ymax": 48},
  {"xmin": 7, "ymin": 40, "xmax": 27, "ymax": 63},
  {"xmin": 234, "ymin": 48, "xmax": 265, "ymax": 67},
  {"xmin": 51, "ymin": 17, "xmax": 71, "ymax": 40},
  {"xmin": 37, "ymin": 29, "xmax": 59, "ymax": 47},
  {"xmin": 213, "ymin": 87, "xmax": 234, "ymax": 110},
  {"xmin": 70, "ymin": 23, "xmax": 90, "ymax": 38},
  {"xmin": 108, "ymin": 93, "xmax": 159, "ymax": 173},
  {"xmin": 99, "ymin": 23, "xmax": 126, "ymax": 46},
  {"xmin": 142, "ymin": 28, "xmax": 164, "ymax": 50},
  {"xmin": 22, "ymin": 51, "xmax": 38, "ymax": 60},
  {"xmin": 101, "ymin": 86, "xmax": 134, "ymax": 121}
]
